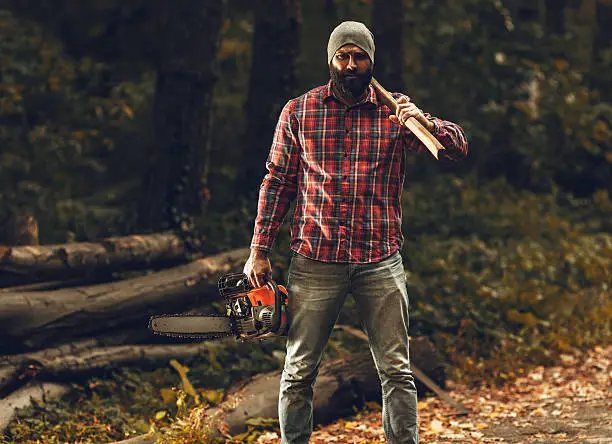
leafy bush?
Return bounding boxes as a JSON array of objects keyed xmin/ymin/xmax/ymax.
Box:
[{"xmin": 400, "ymin": 176, "xmax": 611, "ymax": 381}]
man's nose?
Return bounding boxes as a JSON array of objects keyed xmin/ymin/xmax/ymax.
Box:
[{"xmin": 347, "ymin": 56, "xmax": 357, "ymax": 70}]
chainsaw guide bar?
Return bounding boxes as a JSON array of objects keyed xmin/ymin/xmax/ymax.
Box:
[{"xmin": 148, "ymin": 314, "xmax": 235, "ymax": 340}]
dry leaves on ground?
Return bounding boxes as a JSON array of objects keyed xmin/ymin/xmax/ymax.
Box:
[{"xmin": 256, "ymin": 345, "xmax": 611, "ymax": 443}]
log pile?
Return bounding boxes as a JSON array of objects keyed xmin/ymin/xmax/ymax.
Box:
[
  {"xmin": 0, "ymin": 233, "xmax": 252, "ymax": 433},
  {"xmin": 0, "ymin": 232, "xmax": 189, "ymax": 288}
]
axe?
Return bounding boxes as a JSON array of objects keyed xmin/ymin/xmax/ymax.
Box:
[{"xmin": 371, "ymin": 77, "xmax": 445, "ymax": 160}]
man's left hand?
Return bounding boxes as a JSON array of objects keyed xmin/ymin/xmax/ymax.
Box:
[{"xmin": 389, "ymin": 96, "xmax": 433, "ymax": 132}]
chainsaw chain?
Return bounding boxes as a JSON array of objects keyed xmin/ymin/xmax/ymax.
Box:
[{"xmin": 148, "ymin": 313, "xmax": 236, "ymax": 341}]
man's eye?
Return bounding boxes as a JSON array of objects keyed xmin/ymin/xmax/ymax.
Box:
[{"xmin": 336, "ymin": 54, "xmax": 348, "ymax": 60}]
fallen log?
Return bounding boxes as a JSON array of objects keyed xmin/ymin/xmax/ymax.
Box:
[
  {"xmin": 0, "ymin": 248, "xmax": 250, "ymax": 353},
  {"xmin": 0, "ymin": 382, "xmax": 70, "ymax": 434},
  {"xmin": 0, "ymin": 339, "xmax": 97, "ymax": 394},
  {"xmin": 0, "ymin": 231, "xmax": 187, "ymax": 276},
  {"xmin": 0, "ymin": 339, "xmax": 230, "ymax": 394}
]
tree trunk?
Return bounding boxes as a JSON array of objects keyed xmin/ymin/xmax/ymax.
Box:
[
  {"xmin": 0, "ymin": 248, "xmax": 249, "ymax": 353},
  {"xmin": 0, "ymin": 232, "xmax": 187, "ymax": 275},
  {"xmin": 138, "ymin": 0, "xmax": 225, "ymax": 233},
  {"xmin": 239, "ymin": 0, "xmax": 301, "ymax": 196},
  {"xmin": 372, "ymin": 0, "xmax": 405, "ymax": 92}
]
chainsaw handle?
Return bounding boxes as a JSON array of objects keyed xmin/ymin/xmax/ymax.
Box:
[{"xmin": 267, "ymin": 279, "xmax": 282, "ymax": 333}]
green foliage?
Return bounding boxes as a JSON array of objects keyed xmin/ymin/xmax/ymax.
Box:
[{"xmin": 403, "ymin": 0, "xmax": 612, "ymax": 193}]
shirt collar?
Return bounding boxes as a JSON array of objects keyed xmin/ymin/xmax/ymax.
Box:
[{"xmin": 321, "ymin": 80, "xmax": 379, "ymax": 108}]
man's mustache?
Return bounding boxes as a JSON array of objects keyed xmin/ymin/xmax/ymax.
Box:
[
  {"xmin": 340, "ymin": 71, "xmax": 362, "ymax": 79},
  {"xmin": 338, "ymin": 71, "xmax": 370, "ymax": 84}
]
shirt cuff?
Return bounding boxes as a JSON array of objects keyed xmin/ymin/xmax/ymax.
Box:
[
  {"xmin": 250, "ymin": 234, "xmax": 275, "ymax": 253},
  {"xmin": 428, "ymin": 117, "xmax": 440, "ymax": 135}
]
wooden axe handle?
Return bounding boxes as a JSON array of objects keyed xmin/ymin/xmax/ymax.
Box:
[{"xmin": 371, "ymin": 77, "xmax": 444, "ymax": 160}]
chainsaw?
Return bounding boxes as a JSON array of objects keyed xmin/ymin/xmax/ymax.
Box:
[{"xmin": 149, "ymin": 272, "xmax": 289, "ymax": 341}]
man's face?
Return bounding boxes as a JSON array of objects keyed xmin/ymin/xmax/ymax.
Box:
[{"xmin": 330, "ymin": 44, "xmax": 373, "ymax": 98}]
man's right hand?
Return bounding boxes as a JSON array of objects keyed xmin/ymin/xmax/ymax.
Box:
[{"xmin": 243, "ymin": 249, "xmax": 272, "ymax": 288}]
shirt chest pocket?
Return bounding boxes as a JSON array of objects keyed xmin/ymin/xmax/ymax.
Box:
[{"xmin": 355, "ymin": 126, "xmax": 400, "ymax": 165}]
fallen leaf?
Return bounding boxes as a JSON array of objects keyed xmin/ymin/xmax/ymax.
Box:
[{"xmin": 429, "ymin": 419, "xmax": 445, "ymax": 433}]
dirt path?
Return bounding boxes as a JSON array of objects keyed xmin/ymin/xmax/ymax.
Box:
[{"xmin": 255, "ymin": 345, "xmax": 611, "ymax": 443}]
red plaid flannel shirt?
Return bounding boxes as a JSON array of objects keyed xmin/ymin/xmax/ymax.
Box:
[{"xmin": 250, "ymin": 81, "xmax": 468, "ymax": 263}]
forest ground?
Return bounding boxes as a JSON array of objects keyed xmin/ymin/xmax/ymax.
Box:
[{"xmin": 254, "ymin": 345, "xmax": 611, "ymax": 444}]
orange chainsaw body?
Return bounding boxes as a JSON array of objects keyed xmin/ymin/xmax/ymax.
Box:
[{"xmin": 246, "ymin": 284, "xmax": 288, "ymax": 307}]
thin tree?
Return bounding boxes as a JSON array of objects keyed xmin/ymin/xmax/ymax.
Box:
[{"xmin": 239, "ymin": 0, "xmax": 302, "ymax": 198}]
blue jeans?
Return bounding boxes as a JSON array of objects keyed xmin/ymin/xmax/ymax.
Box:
[{"xmin": 279, "ymin": 250, "xmax": 419, "ymax": 444}]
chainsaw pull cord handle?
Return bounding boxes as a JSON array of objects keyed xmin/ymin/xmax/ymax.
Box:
[{"xmin": 266, "ymin": 279, "xmax": 282, "ymax": 333}]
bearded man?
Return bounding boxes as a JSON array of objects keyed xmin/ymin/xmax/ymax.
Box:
[{"xmin": 243, "ymin": 21, "xmax": 468, "ymax": 444}]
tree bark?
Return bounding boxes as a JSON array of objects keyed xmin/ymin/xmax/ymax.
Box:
[
  {"xmin": 239, "ymin": 0, "xmax": 301, "ymax": 196},
  {"xmin": 0, "ymin": 232, "xmax": 187, "ymax": 275},
  {"xmin": 0, "ymin": 382, "xmax": 70, "ymax": 434},
  {"xmin": 0, "ymin": 248, "xmax": 249, "ymax": 353},
  {"xmin": 138, "ymin": 0, "xmax": 225, "ymax": 233},
  {"xmin": 372, "ymin": 0, "xmax": 405, "ymax": 92}
]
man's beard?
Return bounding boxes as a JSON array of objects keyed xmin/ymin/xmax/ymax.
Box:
[{"xmin": 330, "ymin": 64, "xmax": 373, "ymax": 102}]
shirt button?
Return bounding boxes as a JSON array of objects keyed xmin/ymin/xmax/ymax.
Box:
[{"xmin": 345, "ymin": 127, "xmax": 350, "ymax": 133}]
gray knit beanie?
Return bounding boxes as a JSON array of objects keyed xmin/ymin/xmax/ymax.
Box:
[{"xmin": 327, "ymin": 21, "xmax": 375, "ymax": 64}]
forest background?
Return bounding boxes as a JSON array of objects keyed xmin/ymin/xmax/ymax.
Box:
[{"xmin": 0, "ymin": 0, "xmax": 610, "ymax": 442}]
